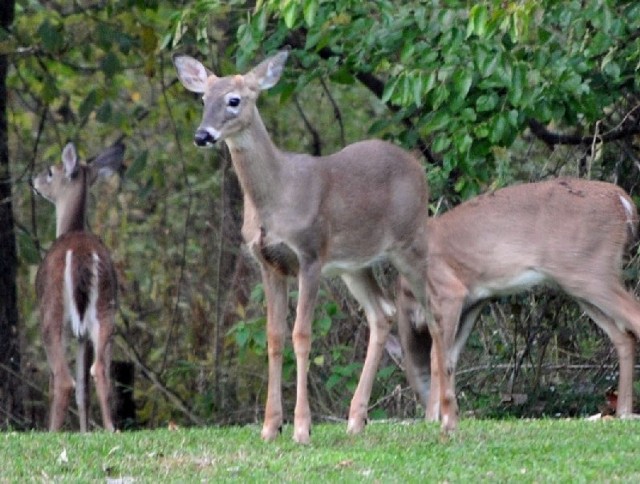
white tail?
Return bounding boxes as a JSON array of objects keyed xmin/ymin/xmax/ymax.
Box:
[
  {"xmin": 34, "ymin": 142, "xmax": 124, "ymax": 431},
  {"xmin": 397, "ymin": 178, "xmax": 640, "ymax": 421},
  {"xmin": 173, "ymin": 51, "xmax": 452, "ymax": 443}
]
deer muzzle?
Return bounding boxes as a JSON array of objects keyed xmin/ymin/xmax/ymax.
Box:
[{"xmin": 194, "ymin": 128, "xmax": 217, "ymax": 147}]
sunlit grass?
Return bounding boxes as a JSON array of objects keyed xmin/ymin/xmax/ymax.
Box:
[{"xmin": 3, "ymin": 419, "xmax": 640, "ymax": 481}]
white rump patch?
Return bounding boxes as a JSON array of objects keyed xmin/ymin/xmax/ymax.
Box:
[
  {"xmin": 619, "ymin": 195, "xmax": 637, "ymax": 237},
  {"xmin": 619, "ymin": 194, "xmax": 634, "ymax": 220},
  {"xmin": 64, "ymin": 250, "xmax": 100, "ymax": 338}
]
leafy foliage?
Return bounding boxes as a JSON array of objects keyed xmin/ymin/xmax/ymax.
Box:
[{"xmin": 247, "ymin": 0, "xmax": 640, "ymax": 197}]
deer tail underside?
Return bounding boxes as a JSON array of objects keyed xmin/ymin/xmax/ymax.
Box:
[
  {"xmin": 65, "ymin": 250, "xmax": 100, "ymax": 339},
  {"xmin": 617, "ymin": 194, "xmax": 639, "ymax": 243}
]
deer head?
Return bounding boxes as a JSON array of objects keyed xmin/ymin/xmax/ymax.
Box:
[
  {"xmin": 173, "ymin": 51, "xmax": 289, "ymax": 146},
  {"xmin": 33, "ymin": 142, "xmax": 124, "ymax": 236}
]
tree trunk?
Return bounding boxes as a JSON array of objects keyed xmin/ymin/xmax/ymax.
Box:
[{"xmin": 0, "ymin": 0, "xmax": 23, "ymax": 430}]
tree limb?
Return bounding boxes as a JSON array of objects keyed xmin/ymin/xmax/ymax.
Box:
[{"xmin": 528, "ymin": 110, "xmax": 640, "ymax": 149}]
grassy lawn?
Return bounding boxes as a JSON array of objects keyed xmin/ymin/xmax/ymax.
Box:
[{"xmin": 3, "ymin": 418, "xmax": 640, "ymax": 482}]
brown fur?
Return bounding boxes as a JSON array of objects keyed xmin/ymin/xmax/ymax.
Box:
[{"xmin": 398, "ymin": 178, "xmax": 640, "ymax": 421}]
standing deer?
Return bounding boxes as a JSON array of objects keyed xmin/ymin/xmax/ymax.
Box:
[
  {"xmin": 396, "ymin": 178, "xmax": 640, "ymax": 421},
  {"xmin": 173, "ymin": 50, "xmax": 453, "ymax": 443},
  {"xmin": 34, "ymin": 141, "xmax": 124, "ymax": 432}
]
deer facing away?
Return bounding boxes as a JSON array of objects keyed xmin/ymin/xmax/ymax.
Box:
[
  {"xmin": 173, "ymin": 50, "xmax": 453, "ymax": 443},
  {"xmin": 397, "ymin": 178, "xmax": 640, "ymax": 421},
  {"xmin": 34, "ymin": 142, "xmax": 124, "ymax": 431}
]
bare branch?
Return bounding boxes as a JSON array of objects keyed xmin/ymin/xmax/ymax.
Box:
[
  {"xmin": 293, "ymin": 94, "xmax": 322, "ymax": 156},
  {"xmin": 528, "ymin": 108, "xmax": 640, "ymax": 149},
  {"xmin": 319, "ymin": 77, "xmax": 345, "ymax": 147}
]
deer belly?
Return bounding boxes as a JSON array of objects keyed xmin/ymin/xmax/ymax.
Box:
[
  {"xmin": 471, "ymin": 269, "xmax": 547, "ymax": 300},
  {"xmin": 64, "ymin": 250, "xmax": 100, "ymax": 338}
]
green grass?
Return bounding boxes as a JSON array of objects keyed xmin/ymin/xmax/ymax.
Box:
[{"xmin": 3, "ymin": 419, "xmax": 640, "ymax": 482}]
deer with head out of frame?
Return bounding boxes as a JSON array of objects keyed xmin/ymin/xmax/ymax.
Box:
[
  {"xmin": 34, "ymin": 141, "xmax": 124, "ymax": 432},
  {"xmin": 396, "ymin": 178, "xmax": 640, "ymax": 421},
  {"xmin": 173, "ymin": 50, "xmax": 454, "ymax": 443}
]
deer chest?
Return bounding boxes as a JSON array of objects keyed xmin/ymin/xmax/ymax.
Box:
[{"xmin": 247, "ymin": 226, "xmax": 300, "ymax": 277}]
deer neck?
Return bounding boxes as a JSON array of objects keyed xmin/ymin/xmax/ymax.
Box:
[
  {"xmin": 55, "ymin": 181, "xmax": 88, "ymax": 237},
  {"xmin": 224, "ymin": 107, "xmax": 284, "ymax": 210}
]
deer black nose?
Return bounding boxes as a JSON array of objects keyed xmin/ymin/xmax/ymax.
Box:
[{"xmin": 194, "ymin": 129, "xmax": 215, "ymax": 146}]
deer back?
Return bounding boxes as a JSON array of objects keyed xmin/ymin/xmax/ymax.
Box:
[{"xmin": 427, "ymin": 178, "xmax": 638, "ymax": 295}]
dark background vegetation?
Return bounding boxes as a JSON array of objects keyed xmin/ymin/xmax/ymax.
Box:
[{"xmin": 1, "ymin": 0, "xmax": 640, "ymax": 430}]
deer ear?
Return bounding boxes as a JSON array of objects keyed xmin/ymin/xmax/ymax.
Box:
[
  {"xmin": 61, "ymin": 142, "xmax": 79, "ymax": 178},
  {"xmin": 173, "ymin": 55, "xmax": 214, "ymax": 93},
  {"xmin": 89, "ymin": 142, "xmax": 125, "ymax": 185},
  {"xmin": 246, "ymin": 50, "xmax": 289, "ymax": 90}
]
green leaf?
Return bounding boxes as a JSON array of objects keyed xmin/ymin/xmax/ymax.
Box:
[
  {"xmin": 432, "ymin": 135, "xmax": 451, "ymax": 153},
  {"xmin": 476, "ymin": 93, "xmax": 498, "ymax": 112},
  {"xmin": 490, "ymin": 114, "xmax": 508, "ymax": 144},
  {"xmin": 283, "ymin": 1, "xmax": 299, "ymax": 29},
  {"xmin": 100, "ymin": 51, "xmax": 122, "ymax": 78},
  {"xmin": 329, "ymin": 66, "xmax": 355, "ymax": 85},
  {"xmin": 79, "ymin": 90, "xmax": 98, "ymax": 120},
  {"xmin": 509, "ymin": 64, "xmax": 526, "ymax": 106},
  {"xmin": 37, "ymin": 20, "xmax": 63, "ymax": 52},
  {"xmin": 126, "ymin": 150, "xmax": 148, "ymax": 180},
  {"xmin": 467, "ymin": 4, "xmax": 488, "ymax": 38},
  {"xmin": 422, "ymin": 111, "xmax": 450, "ymax": 135},
  {"xmin": 96, "ymin": 101, "xmax": 112, "ymax": 123},
  {"xmin": 377, "ymin": 365, "xmax": 396, "ymax": 380},
  {"xmin": 411, "ymin": 72, "xmax": 424, "ymax": 107},
  {"xmin": 303, "ymin": 0, "xmax": 318, "ymax": 27},
  {"xmin": 18, "ymin": 232, "xmax": 40, "ymax": 265},
  {"xmin": 452, "ymin": 69, "xmax": 473, "ymax": 102},
  {"xmin": 381, "ymin": 77, "xmax": 400, "ymax": 104},
  {"xmin": 315, "ymin": 315, "xmax": 332, "ymax": 336},
  {"xmin": 234, "ymin": 324, "xmax": 249, "ymax": 348}
]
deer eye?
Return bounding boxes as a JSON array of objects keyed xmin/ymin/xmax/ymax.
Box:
[
  {"xmin": 46, "ymin": 167, "xmax": 53, "ymax": 180},
  {"xmin": 227, "ymin": 96, "xmax": 240, "ymax": 107}
]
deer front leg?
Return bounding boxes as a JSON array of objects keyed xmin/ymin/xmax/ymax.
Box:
[
  {"xmin": 291, "ymin": 260, "xmax": 321, "ymax": 444},
  {"xmin": 260, "ymin": 267, "xmax": 289, "ymax": 442},
  {"xmin": 342, "ymin": 270, "xmax": 393, "ymax": 435}
]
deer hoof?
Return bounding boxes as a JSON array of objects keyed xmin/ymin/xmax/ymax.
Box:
[
  {"xmin": 293, "ymin": 427, "xmax": 310, "ymax": 444},
  {"xmin": 261, "ymin": 424, "xmax": 281, "ymax": 442},
  {"xmin": 440, "ymin": 414, "xmax": 458, "ymax": 435},
  {"xmin": 346, "ymin": 416, "xmax": 367, "ymax": 435}
]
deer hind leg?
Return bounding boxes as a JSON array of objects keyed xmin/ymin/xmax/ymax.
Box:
[
  {"xmin": 75, "ymin": 338, "xmax": 93, "ymax": 432},
  {"xmin": 577, "ymin": 288, "xmax": 640, "ymax": 417},
  {"xmin": 291, "ymin": 260, "xmax": 321, "ymax": 444},
  {"xmin": 393, "ymin": 258, "xmax": 459, "ymax": 433},
  {"xmin": 260, "ymin": 267, "xmax": 289, "ymax": 442},
  {"xmin": 42, "ymin": 313, "xmax": 74, "ymax": 431},
  {"xmin": 89, "ymin": 311, "xmax": 115, "ymax": 431},
  {"xmin": 341, "ymin": 269, "xmax": 395, "ymax": 435},
  {"xmin": 396, "ymin": 276, "xmax": 432, "ymax": 412},
  {"xmin": 426, "ymin": 300, "xmax": 484, "ymax": 422}
]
